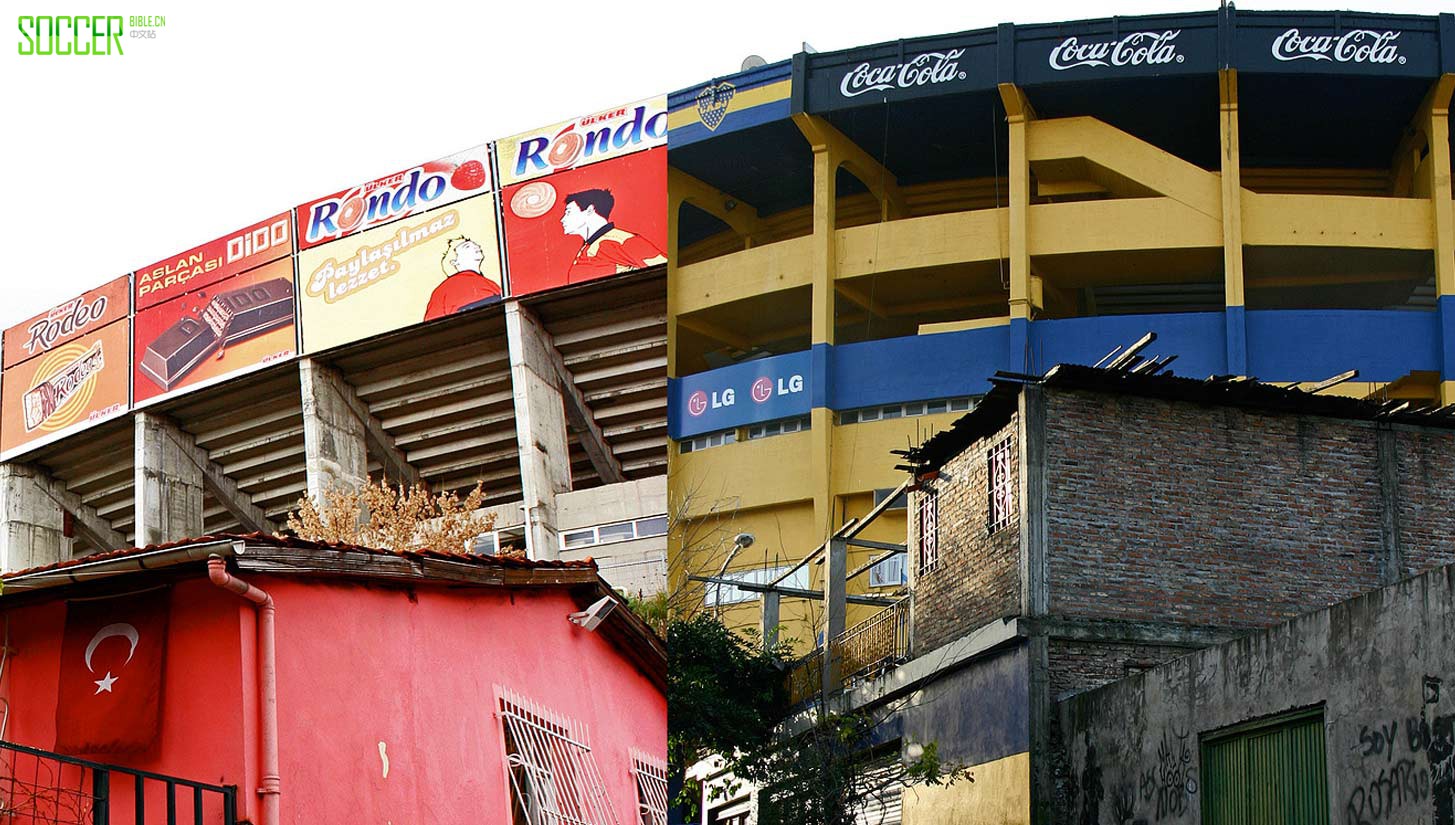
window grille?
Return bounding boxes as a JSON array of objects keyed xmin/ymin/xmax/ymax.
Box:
[
  {"xmin": 497, "ymin": 688, "xmax": 620, "ymax": 825},
  {"xmin": 988, "ymin": 436, "xmax": 1015, "ymax": 534},
  {"xmin": 630, "ymin": 749, "xmax": 668, "ymax": 825},
  {"xmin": 916, "ymin": 493, "xmax": 938, "ymax": 576}
]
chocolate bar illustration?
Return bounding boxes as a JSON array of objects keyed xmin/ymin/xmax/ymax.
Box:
[
  {"xmin": 140, "ymin": 278, "xmax": 294, "ymax": 391},
  {"xmin": 23, "ymin": 341, "xmax": 105, "ymax": 431}
]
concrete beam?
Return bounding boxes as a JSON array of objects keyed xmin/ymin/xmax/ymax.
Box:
[
  {"xmin": 822, "ymin": 536, "xmax": 848, "ymax": 696},
  {"xmin": 1019, "ymin": 384, "xmax": 1049, "ymax": 617},
  {"xmin": 517, "ymin": 303, "xmax": 625, "ymax": 486},
  {"xmin": 0, "ymin": 463, "xmax": 68, "ymax": 572},
  {"xmin": 1376, "ymin": 426, "xmax": 1406, "ymax": 585},
  {"xmin": 761, "ymin": 590, "xmax": 781, "ymax": 651},
  {"xmin": 148, "ymin": 419, "xmax": 278, "ymax": 536},
  {"xmin": 24, "ymin": 463, "xmax": 126, "ymax": 551},
  {"xmin": 669, "ymin": 167, "xmax": 763, "ymax": 244},
  {"xmin": 300, "ymin": 358, "xmax": 370, "ymax": 501},
  {"xmin": 324, "ymin": 364, "xmax": 421, "ymax": 488},
  {"xmin": 134, "ymin": 412, "xmax": 205, "ymax": 545},
  {"xmin": 505, "ymin": 300, "xmax": 573, "ymax": 559},
  {"xmin": 792, "ymin": 113, "xmax": 908, "ymax": 221}
]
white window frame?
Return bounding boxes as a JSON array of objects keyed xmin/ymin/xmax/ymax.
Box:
[
  {"xmin": 704, "ymin": 565, "xmax": 809, "ymax": 607},
  {"xmin": 868, "ymin": 553, "xmax": 908, "ymax": 588},
  {"xmin": 559, "ymin": 515, "xmax": 670, "ymax": 553}
]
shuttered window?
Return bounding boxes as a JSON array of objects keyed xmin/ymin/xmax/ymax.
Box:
[{"xmin": 1202, "ymin": 708, "xmax": 1329, "ymax": 825}]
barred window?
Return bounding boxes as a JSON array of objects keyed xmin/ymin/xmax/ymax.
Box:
[
  {"xmin": 497, "ymin": 688, "xmax": 617, "ymax": 825},
  {"xmin": 988, "ymin": 436, "xmax": 1015, "ymax": 534},
  {"xmin": 916, "ymin": 492, "xmax": 938, "ymax": 576},
  {"xmin": 631, "ymin": 750, "xmax": 668, "ymax": 825}
]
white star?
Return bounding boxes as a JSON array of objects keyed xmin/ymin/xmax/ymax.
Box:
[{"xmin": 93, "ymin": 672, "xmax": 118, "ymax": 694}]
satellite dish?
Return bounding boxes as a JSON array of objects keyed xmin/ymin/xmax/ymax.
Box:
[{"xmin": 741, "ymin": 54, "xmax": 767, "ymax": 72}]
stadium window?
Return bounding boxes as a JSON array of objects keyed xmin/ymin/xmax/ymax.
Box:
[
  {"xmin": 679, "ymin": 429, "xmax": 737, "ymax": 453},
  {"xmin": 868, "ymin": 553, "xmax": 908, "ymax": 588},
  {"xmin": 704, "ymin": 565, "xmax": 809, "ymax": 607},
  {"xmin": 873, "ymin": 488, "xmax": 908, "ymax": 510},
  {"xmin": 473, "ymin": 525, "xmax": 527, "ymax": 556},
  {"xmin": 838, "ymin": 396, "xmax": 979, "ymax": 426},
  {"xmin": 746, "ymin": 416, "xmax": 810, "ymax": 440},
  {"xmin": 557, "ymin": 515, "xmax": 671, "ymax": 554}
]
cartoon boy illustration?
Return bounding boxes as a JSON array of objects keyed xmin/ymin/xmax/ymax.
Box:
[
  {"xmin": 424, "ymin": 236, "xmax": 502, "ymax": 321},
  {"xmin": 559, "ymin": 189, "xmax": 666, "ymax": 282}
]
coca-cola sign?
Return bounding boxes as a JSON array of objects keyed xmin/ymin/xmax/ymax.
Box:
[
  {"xmin": 838, "ymin": 49, "xmax": 968, "ymax": 98},
  {"xmin": 1048, "ymin": 30, "xmax": 1185, "ymax": 71},
  {"xmin": 1270, "ymin": 29, "xmax": 1405, "ymax": 65}
]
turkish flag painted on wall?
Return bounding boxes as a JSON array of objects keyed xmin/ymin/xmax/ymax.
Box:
[{"xmin": 54, "ymin": 589, "xmax": 170, "ymax": 754}]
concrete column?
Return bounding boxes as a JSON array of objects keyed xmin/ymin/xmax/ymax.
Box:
[
  {"xmin": 821, "ymin": 537, "xmax": 848, "ymax": 697},
  {"xmin": 300, "ymin": 358, "xmax": 369, "ymax": 502},
  {"xmin": 1019, "ymin": 384, "xmax": 1049, "ymax": 618},
  {"xmin": 1219, "ymin": 69, "xmax": 1249, "ymax": 376},
  {"xmin": 134, "ymin": 413, "xmax": 204, "ymax": 546},
  {"xmin": 0, "ymin": 463, "xmax": 67, "ymax": 571},
  {"xmin": 504, "ymin": 300, "xmax": 572, "ymax": 560},
  {"xmin": 760, "ymin": 590, "xmax": 781, "ymax": 652},
  {"xmin": 1376, "ymin": 426, "xmax": 1406, "ymax": 585}
]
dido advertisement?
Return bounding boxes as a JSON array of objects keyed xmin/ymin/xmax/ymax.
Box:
[
  {"xmin": 502, "ymin": 147, "xmax": 666, "ymax": 297},
  {"xmin": 1, "ymin": 317, "xmax": 130, "ymax": 455},
  {"xmin": 296, "ymin": 144, "xmax": 493, "ymax": 252},
  {"xmin": 133, "ymin": 257, "xmax": 298, "ymax": 405},
  {"xmin": 297, "ymin": 193, "xmax": 503, "ymax": 354},
  {"xmin": 496, "ymin": 96, "xmax": 666, "ymax": 186},
  {"xmin": 133, "ymin": 212, "xmax": 292, "ymax": 311}
]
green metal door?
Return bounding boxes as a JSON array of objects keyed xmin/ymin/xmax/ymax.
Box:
[{"xmin": 1201, "ymin": 709, "xmax": 1329, "ymax": 825}]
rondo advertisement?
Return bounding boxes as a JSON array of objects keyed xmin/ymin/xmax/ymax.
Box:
[
  {"xmin": 1, "ymin": 314, "xmax": 130, "ymax": 455},
  {"xmin": 295, "ymin": 144, "xmax": 493, "ymax": 252},
  {"xmin": 297, "ymin": 194, "xmax": 503, "ymax": 354},
  {"xmin": 502, "ymin": 147, "xmax": 666, "ymax": 297},
  {"xmin": 496, "ymin": 96, "xmax": 666, "ymax": 186},
  {"xmin": 133, "ymin": 257, "xmax": 298, "ymax": 405}
]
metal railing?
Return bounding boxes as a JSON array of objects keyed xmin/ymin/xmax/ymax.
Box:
[
  {"xmin": 832, "ymin": 599, "xmax": 911, "ymax": 686},
  {"xmin": 784, "ymin": 599, "xmax": 911, "ymax": 705},
  {"xmin": 0, "ymin": 740, "xmax": 238, "ymax": 825}
]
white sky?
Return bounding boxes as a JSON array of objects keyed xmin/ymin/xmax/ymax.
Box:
[{"xmin": 2, "ymin": 0, "xmax": 1449, "ymax": 329}]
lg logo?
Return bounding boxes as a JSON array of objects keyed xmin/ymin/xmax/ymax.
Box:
[
  {"xmin": 751, "ymin": 375, "xmax": 804, "ymax": 404},
  {"xmin": 687, "ymin": 389, "xmax": 734, "ymax": 417}
]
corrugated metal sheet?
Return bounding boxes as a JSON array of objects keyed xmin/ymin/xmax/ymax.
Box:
[{"xmin": 1203, "ymin": 712, "xmax": 1328, "ymax": 825}]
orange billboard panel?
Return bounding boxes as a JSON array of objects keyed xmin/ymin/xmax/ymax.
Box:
[
  {"xmin": 2, "ymin": 276, "xmax": 130, "ymax": 370},
  {"xmin": 1, "ymin": 319, "xmax": 130, "ymax": 455}
]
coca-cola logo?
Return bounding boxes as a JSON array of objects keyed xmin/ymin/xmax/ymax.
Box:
[
  {"xmin": 1048, "ymin": 30, "xmax": 1185, "ymax": 71},
  {"xmin": 1271, "ymin": 29, "xmax": 1405, "ymax": 65},
  {"xmin": 23, "ymin": 295, "xmax": 109, "ymax": 356},
  {"xmin": 838, "ymin": 49, "xmax": 967, "ymax": 98}
]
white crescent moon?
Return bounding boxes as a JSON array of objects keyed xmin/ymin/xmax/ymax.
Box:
[{"xmin": 84, "ymin": 623, "xmax": 139, "ymax": 673}]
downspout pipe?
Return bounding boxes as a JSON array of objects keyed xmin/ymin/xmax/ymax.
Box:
[{"xmin": 208, "ymin": 554, "xmax": 279, "ymax": 825}]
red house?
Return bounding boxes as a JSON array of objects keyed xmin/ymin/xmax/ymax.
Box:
[{"xmin": 0, "ymin": 533, "xmax": 667, "ymax": 824}]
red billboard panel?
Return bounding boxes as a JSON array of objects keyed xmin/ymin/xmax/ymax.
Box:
[
  {"xmin": 501, "ymin": 147, "xmax": 665, "ymax": 297},
  {"xmin": 3, "ymin": 276, "xmax": 130, "ymax": 370},
  {"xmin": 134, "ymin": 212, "xmax": 292, "ymax": 311},
  {"xmin": 296, "ymin": 144, "xmax": 492, "ymax": 252},
  {"xmin": 133, "ymin": 257, "xmax": 298, "ymax": 405}
]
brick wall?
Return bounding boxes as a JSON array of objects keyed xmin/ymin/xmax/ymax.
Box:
[
  {"xmin": 1396, "ymin": 428, "xmax": 1455, "ymax": 576},
  {"xmin": 909, "ymin": 414, "xmax": 1021, "ymax": 654},
  {"xmin": 1044, "ymin": 389, "xmax": 1387, "ymax": 630},
  {"xmin": 1046, "ymin": 639, "xmax": 1192, "ymax": 700}
]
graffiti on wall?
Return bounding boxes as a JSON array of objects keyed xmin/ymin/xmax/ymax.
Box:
[
  {"xmin": 1141, "ymin": 726, "xmax": 1199, "ymax": 820},
  {"xmin": 1347, "ymin": 675, "xmax": 1453, "ymax": 825}
]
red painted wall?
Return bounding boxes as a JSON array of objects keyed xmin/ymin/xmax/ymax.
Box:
[
  {"xmin": 265, "ymin": 576, "xmax": 666, "ymax": 824},
  {"xmin": 0, "ymin": 573, "xmax": 665, "ymax": 824},
  {"xmin": 0, "ymin": 578, "xmax": 252, "ymax": 822}
]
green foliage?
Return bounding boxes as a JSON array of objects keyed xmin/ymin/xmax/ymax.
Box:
[
  {"xmin": 625, "ymin": 590, "xmax": 670, "ymax": 638},
  {"xmin": 668, "ymin": 613, "xmax": 972, "ymax": 825}
]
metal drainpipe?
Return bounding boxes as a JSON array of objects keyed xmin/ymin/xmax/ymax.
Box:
[{"xmin": 208, "ymin": 555, "xmax": 279, "ymax": 825}]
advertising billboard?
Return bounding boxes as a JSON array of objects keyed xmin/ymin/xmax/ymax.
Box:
[
  {"xmin": 3, "ymin": 276, "xmax": 130, "ymax": 371},
  {"xmin": 296, "ymin": 144, "xmax": 493, "ymax": 252},
  {"xmin": 133, "ymin": 212, "xmax": 292, "ymax": 311},
  {"xmin": 297, "ymin": 193, "xmax": 503, "ymax": 354},
  {"xmin": 133, "ymin": 257, "xmax": 298, "ymax": 405},
  {"xmin": 496, "ymin": 96, "xmax": 666, "ymax": 186},
  {"xmin": 1, "ymin": 317, "xmax": 130, "ymax": 455},
  {"xmin": 502, "ymin": 147, "xmax": 665, "ymax": 297}
]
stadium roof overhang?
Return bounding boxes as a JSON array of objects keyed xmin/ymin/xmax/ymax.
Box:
[{"xmin": 668, "ymin": 8, "xmax": 1455, "ymax": 248}]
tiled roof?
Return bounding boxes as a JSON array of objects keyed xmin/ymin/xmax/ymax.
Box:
[{"xmin": 3, "ymin": 532, "xmax": 596, "ymax": 580}]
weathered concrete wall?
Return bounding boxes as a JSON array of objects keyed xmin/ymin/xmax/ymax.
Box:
[
  {"xmin": 0, "ymin": 463, "xmax": 67, "ymax": 571},
  {"xmin": 1057, "ymin": 563, "xmax": 1455, "ymax": 825},
  {"xmin": 908, "ymin": 414, "xmax": 1021, "ymax": 654}
]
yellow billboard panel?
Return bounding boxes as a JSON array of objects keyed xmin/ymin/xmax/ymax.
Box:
[{"xmin": 296, "ymin": 194, "xmax": 502, "ymax": 354}]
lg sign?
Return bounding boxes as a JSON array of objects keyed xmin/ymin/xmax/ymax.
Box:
[
  {"xmin": 687, "ymin": 389, "xmax": 729, "ymax": 417},
  {"xmin": 688, "ymin": 374, "xmax": 805, "ymax": 418},
  {"xmin": 752, "ymin": 375, "xmax": 804, "ymax": 403}
]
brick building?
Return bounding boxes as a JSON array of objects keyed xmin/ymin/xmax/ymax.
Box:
[{"xmin": 717, "ymin": 352, "xmax": 1455, "ymax": 823}]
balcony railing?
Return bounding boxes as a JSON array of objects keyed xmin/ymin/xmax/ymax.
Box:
[
  {"xmin": 785, "ymin": 599, "xmax": 911, "ymax": 705},
  {"xmin": 0, "ymin": 740, "xmax": 238, "ymax": 825}
]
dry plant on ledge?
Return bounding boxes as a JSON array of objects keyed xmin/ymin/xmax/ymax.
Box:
[{"xmin": 285, "ymin": 478, "xmax": 498, "ymax": 556}]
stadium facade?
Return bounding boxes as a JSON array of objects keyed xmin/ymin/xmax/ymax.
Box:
[
  {"xmin": 0, "ymin": 99, "xmax": 670, "ymax": 597},
  {"xmin": 667, "ymin": 7, "xmax": 1455, "ymax": 653}
]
